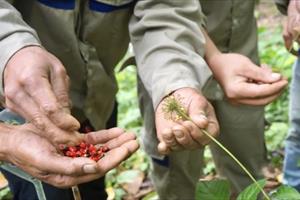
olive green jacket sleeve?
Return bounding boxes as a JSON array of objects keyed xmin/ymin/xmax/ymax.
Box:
[
  {"xmin": 0, "ymin": 0, "xmax": 40, "ymax": 96},
  {"xmin": 274, "ymin": 0, "xmax": 289, "ymax": 15},
  {"xmin": 129, "ymin": 0, "xmax": 211, "ymax": 109}
]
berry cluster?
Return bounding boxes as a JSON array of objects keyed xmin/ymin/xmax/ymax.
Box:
[{"xmin": 62, "ymin": 142, "xmax": 109, "ymax": 161}]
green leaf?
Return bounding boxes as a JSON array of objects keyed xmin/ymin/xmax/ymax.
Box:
[
  {"xmin": 116, "ymin": 169, "xmax": 140, "ymax": 184},
  {"xmin": 196, "ymin": 179, "xmax": 230, "ymax": 200},
  {"xmin": 237, "ymin": 179, "xmax": 266, "ymax": 200},
  {"xmin": 270, "ymin": 185, "xmax": 300, "ymax": 200}
]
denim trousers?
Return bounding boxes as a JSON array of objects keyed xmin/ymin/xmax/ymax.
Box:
[{"xmin": 283, "ymin": 58, "xmax": 300, "ymax": 191}]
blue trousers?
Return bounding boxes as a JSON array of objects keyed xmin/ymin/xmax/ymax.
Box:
[{"xmin": 283, "ymin": 58, "xmax": 300, "ymax": 191}]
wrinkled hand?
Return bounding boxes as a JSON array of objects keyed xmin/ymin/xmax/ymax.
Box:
[
  {"xmin": 283, "ymin": 0, "xmax": 300, "ymax": 53},
  {"xmin": 3, "ymin": 124, "xmax": 139, "ymax": 188},
  {"xmin": 155, "ymin": 88, "xmax": 219, "ymax": 155},
  {"xmin": 4, "ymin": 46, "xmax": 81, "ymax": 146},
  {"xmin": 208, "ymin": 53, "xmax": 288, "ymax": 105}
]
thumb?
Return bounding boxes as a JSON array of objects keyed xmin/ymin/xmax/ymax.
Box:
[
  {"xmin": 241, "ymin": 65, "xmax": 282, "ymax": 84},
  {"xmin": 188, "ymin": 98, "xmax": 209, "ymax": 129}
]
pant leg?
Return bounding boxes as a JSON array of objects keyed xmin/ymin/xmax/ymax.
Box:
[
  {"xmin": 150, "ymin": 149, "xmax": 204, "ymax": 200},
  {"xmin": 283, "ymin": 58, "xmax": 300, "ymax": 191},
  {"xmin": 210, "ymin": 100, "xmax": 267, "ymax": 193},
  {"xmin": 1, "ymin": 169, "xmax": 73, "ymax": 200}
]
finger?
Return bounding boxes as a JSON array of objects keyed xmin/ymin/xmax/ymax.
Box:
[
  {"xmin": 157, "ymin": 142, "xmax": 171, "ymax": 155},
  {"xmin": 188, "ymin": 98, "xmax": 209, "ymax": 129},
  {"xmin": 283, "ymin": 21, "xmax": 294, "ymax": 51},
  {"xmin": 38, "ymin": 154, "xmax": 98, "ymax": 175},
  {"xmin": 260, "ymin": 64, "xmax": 272, "ymax": 73},
  {"xmin": 50, "ymin": 61, "xmax": 70, "ymax": 109},
  {"xmin": 173, "ymin": 124, "xmax": 199, "ymax": 149},
  {"xmin": 83, "ymin": 128, "xmax": 125, "ymax": 145},
  {"xmin": 234, "ymin": 79, "xmax": 288, "ymax": 99},
  {"xmin": 161, "ymin": 128, "xmax": 181, "ymax": 150},
  {"xmin": 240, "ymin": 64, "xmax": 282, "ymax": 83},
  {"xmin": 234, "ymin": 91, "xmax": 285, "ymax": 106},
  {"xmin": 182, "ymin": 120, "xmax": 208, "ymax": 147},
  {"xmin": 22, "ymin": 75, "xmax": 79, "ymax": 131},
  {"xmin": 204, "ymin": 105, "xmax": 219, "ymax": 139},
  {"xmin": 105, "ymin": 131, "xmax": 137, "ymax": 149},
  {"xmin": 97, "ymin": 140, "xmax": 139, "ymax": 171}
]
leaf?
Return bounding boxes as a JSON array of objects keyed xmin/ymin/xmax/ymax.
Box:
[
  {"xmin": 270, "ymin": 185, "xmax": 300, "ymax": 200},
  {"xmin": 116, "ymin": 169, "xmax": 140, "ymax": 184},
  {"xmin": 196, "ymin": 179, "xmax": 230, "ymax": 200},
  {"xmin": 122, "ymin": 171, "xmax": 144, "ymax": 195},
  {"xmin": 0, "ymin": 173, "xmax": 8, "ymax": 189},
  {"xmin": 237, "ymin": 179, "xmax": 266, "ymax": 200}
]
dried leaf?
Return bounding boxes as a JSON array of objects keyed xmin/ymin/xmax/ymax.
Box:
[{"xmin": 0, "ymin": 172, "xmax": 8, "ymax": 189}]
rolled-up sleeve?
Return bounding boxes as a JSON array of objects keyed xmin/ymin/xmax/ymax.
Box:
[
  {"xmin": 0, "ymin": 1, "xmax": 40, "ymax": 95},
  {"xmin": 129, "ymin": 0, "xmax": 211, "ymax": 109}
]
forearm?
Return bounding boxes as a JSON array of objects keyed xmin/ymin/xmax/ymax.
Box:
[{"xmin": 202, "ymin": 29, "xmax": 225, "ymax": 77}]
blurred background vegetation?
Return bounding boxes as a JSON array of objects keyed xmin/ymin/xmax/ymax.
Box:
[{"xmin": 0, "ymin": 1, "xmax": 297, "ymax": 200}]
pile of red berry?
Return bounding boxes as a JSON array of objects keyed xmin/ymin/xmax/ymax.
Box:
[{"xmin": 61, "ymin": 142, "xmax": 109, "ymax": 161}]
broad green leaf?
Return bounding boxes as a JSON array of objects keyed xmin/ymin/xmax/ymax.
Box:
[
  {"xmin": 196, "ymin": 179, "xmax": 230, "ymax": 200},
  {"xmin": 237, "ymin": 179, "xmax": 266, "ymax": 200},
  {"xmin": 116, "ymin": 169, "xmax": 140, "ymax": 184},
  {"xmin": 270, "ymin": 185, "xmax": 300, "ymax": 200}
]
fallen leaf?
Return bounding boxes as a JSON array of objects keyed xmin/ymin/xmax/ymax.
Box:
[{"xmin": 0, "ymin": 172, "xmax": 8, "ymax": 189}]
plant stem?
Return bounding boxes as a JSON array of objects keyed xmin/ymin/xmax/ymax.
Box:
[{"xmin": 177, "ymin": 109, "xmax": 270, "ymax": 200}]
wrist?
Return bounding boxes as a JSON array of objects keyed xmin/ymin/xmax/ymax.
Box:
[{"xmin": 0, "ymin": 123, "xmax": 13, "ymax": 161}]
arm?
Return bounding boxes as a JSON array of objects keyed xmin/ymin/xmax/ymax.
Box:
[
  {"xmin": 0, "ymin": 1, "xmax": 81, "ymax": 146},
  {"xmin": 130, "ymin": 0, "xmax": 219, "ymax": 154},
  {"xmin": 203, "ymin": 30, "xmax": 288, "ymax": 105}
]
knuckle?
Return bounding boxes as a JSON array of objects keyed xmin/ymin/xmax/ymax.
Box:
[
  {"xmin": 19, "ymin": 74, "xmax": 35, "ymax": 86},
  {"xmin": 41, "ymin": 103, "xmax": 59, "ymax": 116},
  {"xmin": 31, "ymin": 114, "xmax": 46, "ymax": 131},
  {"xmin": 54, "ymin": 66, "xmax": 67, "ymax": 77},
  {"xmin": 4, "ymin": 86, "xmax": 18, "ymax": 100},
  {"xmin": 225, "ymin": 87, "xmax": 237, "ymax": 99},
  {"xmin": 64, "ymin": 162, "xmax": 78, "ymax": 175}
]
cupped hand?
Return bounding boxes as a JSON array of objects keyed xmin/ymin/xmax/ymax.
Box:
[
  {"xmin": 3, "ymin": 124, "xmax": 139, "ymax": 188},
  {"xmin": 4, "ymin": 46, "xmax": 81, "ymax": 146},
  {"xmin": 208, "ymin": 53, "xmax": 288, "ymax": 105},
  {"xmin": 155, "ymin": 88, "xmax": 219, "ymax": 155}
]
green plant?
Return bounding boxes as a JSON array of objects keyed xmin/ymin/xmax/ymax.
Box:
[
  {"xmin": 162, "ymin": 94, "xmax": 270, "ymax": 200},
  {"xmin": 196, "ymin": 179, "xmax": 300, "ymax": 200}
]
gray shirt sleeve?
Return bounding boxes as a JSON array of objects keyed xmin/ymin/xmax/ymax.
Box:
[
  {"xmin": 129, "ymin": 0, "xmax": 212, "ymax": 109},
  {"xmin": 0, "ymin": 0, "xmax": 41, "ymax": 96}
]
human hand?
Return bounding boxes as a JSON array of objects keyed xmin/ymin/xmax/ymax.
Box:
[
  {"xmin": 283, "ymin": 0, "xmax": 300, "ymax": 54},
  {"xmin": 4, "ymin": 46, "xmax": 81, "ymax": 146},
  {"xmin": 155, "ymin": 88, "xmax": 219, "ymax": 155},
  {"xmin": 207, "ymin": 53, "xmax": 288, "ymax": 105},
  {"xmin": 3, "ymin": 124, "xmax": 139, "ymax": 188}
]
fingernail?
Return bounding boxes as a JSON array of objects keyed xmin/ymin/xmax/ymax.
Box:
[
  {"xmin": 83, "ymin": 164, "xmax": 97, "ymax": 173},
  {"xmin": 271, "ymin": 73, "xmax": 281, "ymax": 80},
  {"xmin": 174, "ymin": 130, "xmax": 183, "ymax": 138}
]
